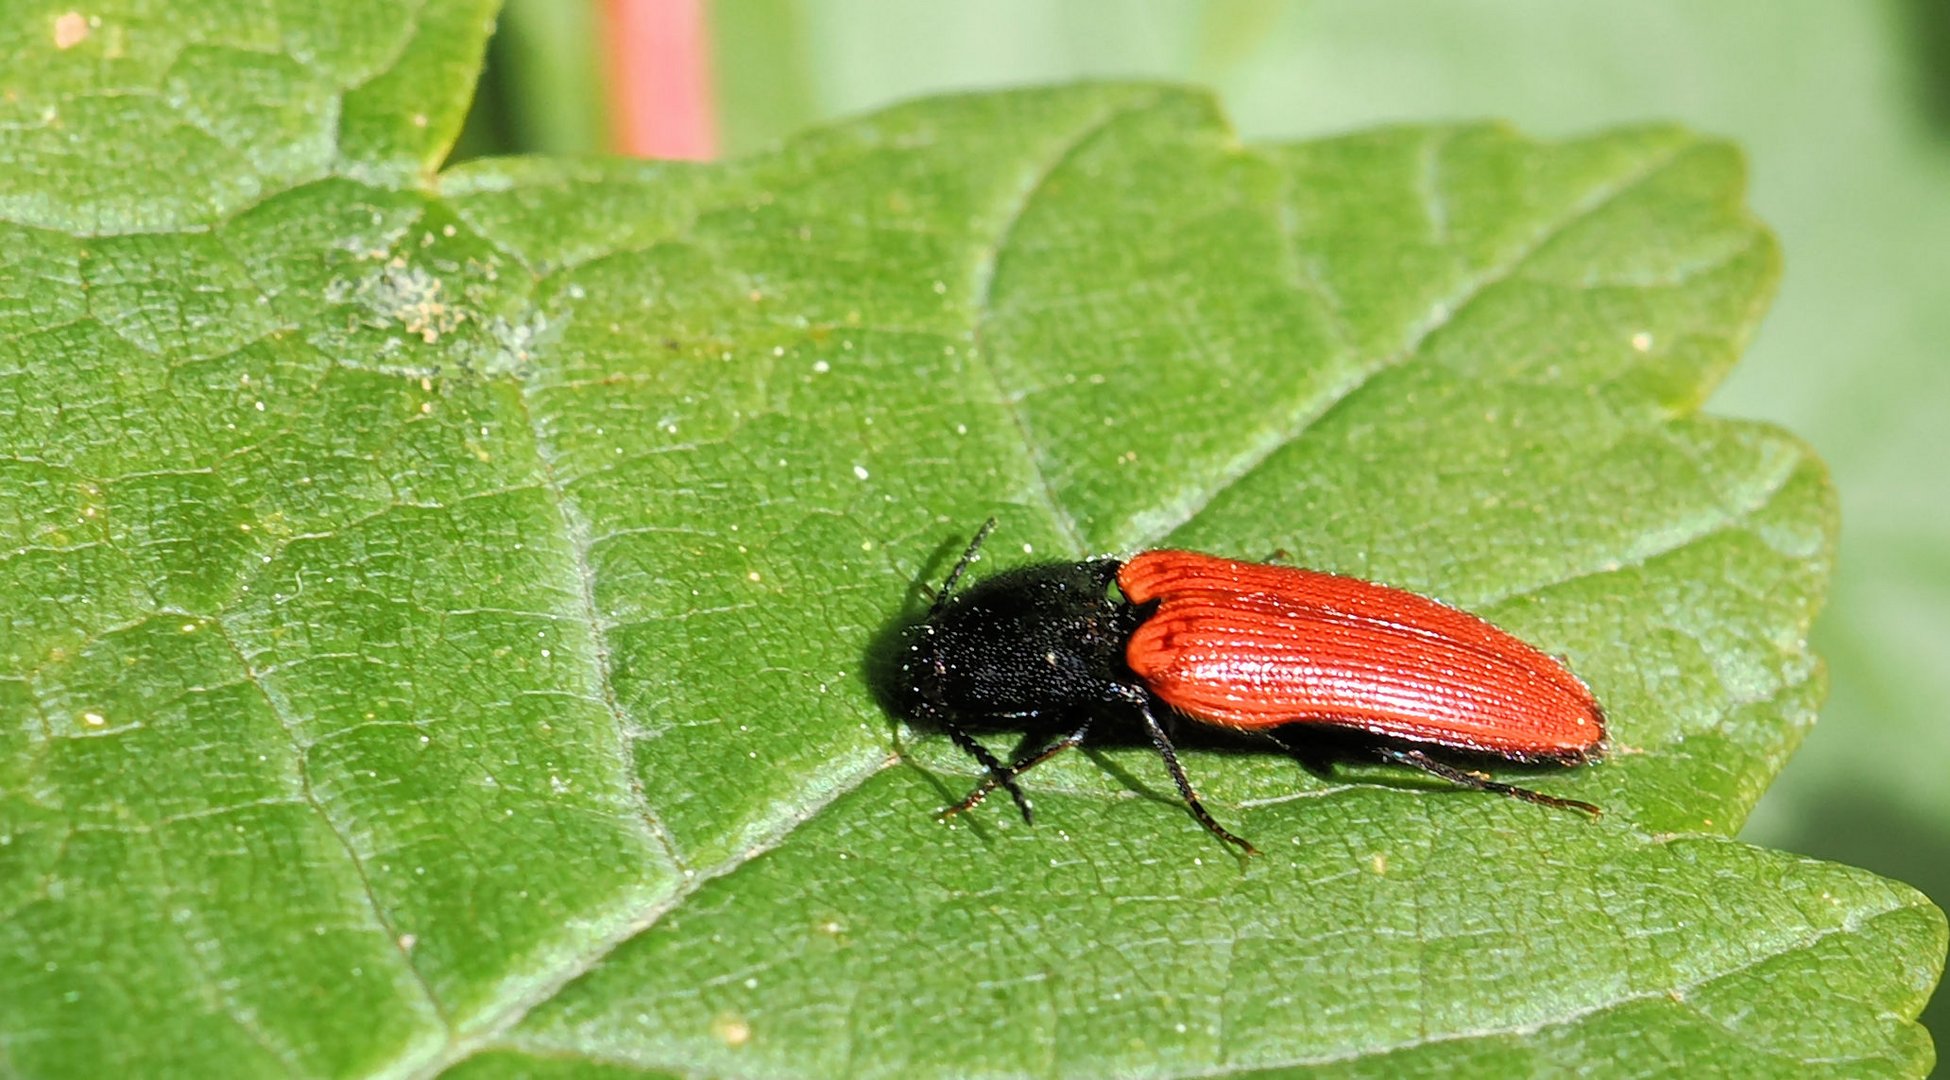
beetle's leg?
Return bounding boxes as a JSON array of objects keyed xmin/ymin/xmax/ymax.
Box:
[
  {"xmin": 917, "ymin": 701, "xmax": 1034, "ymax": 823},
  {"xmin": 1378, "ymin": 747, "xmax": 1601, "ymax": 818},
  {"xmin": 943, "ymin": 719, "xmax": 1092, "ymax": 823},
  {"xmin": 1116, "ymin": 685, "xmax": 1258, "ymax": 855}
]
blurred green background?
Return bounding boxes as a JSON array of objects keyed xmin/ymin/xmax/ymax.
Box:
[{"xmin": 457, "ymin": 0, "xmax": 1950, "ymax": 1037}]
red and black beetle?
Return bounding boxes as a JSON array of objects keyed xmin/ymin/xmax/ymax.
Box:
[{"xmin": 896, "ymin": 519, "xmax": 1605, "ymax": 854}]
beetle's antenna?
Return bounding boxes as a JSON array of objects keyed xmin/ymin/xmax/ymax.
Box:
[{"xmin": 931, "ymin": 517, "xmax": 997, "ymax": 615}]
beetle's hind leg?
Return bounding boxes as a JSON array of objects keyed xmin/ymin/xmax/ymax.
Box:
[
  {"xmin": 1115, "ymin": 685, "xmax": 1258, "ymax": 855},
  {"xmin": 1378, "ymin": 747, "xmax": 1601, "ymax": 817}
]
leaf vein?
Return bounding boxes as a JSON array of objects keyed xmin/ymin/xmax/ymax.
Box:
[
  {"xmin": 967, "ymin": 92, "xmax": 1167, "ymax": 552},
  {"xmin": 209, "ymin": 625, "xmax": 454, "ymax": 1034},
  {"xmin": 504, "ymin": 378, "xmax": 690, "ymax": 874},
  {"xmin": 1152, "ymin": 138, "xmax": 1696, "ymax": 544},
  {"xmin": 1199, "ymin": 896, "xmax": 1919, "ymax": 1076}
]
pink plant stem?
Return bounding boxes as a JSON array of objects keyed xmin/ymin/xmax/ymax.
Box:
[{"xmin": 604, "ymin": 0, "xmax": 718, "ymax": 159}]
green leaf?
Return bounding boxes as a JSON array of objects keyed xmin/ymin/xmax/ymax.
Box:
[{"xmin": 0, "ymin": 3, "xmax": 1939, "ymax": 1077}]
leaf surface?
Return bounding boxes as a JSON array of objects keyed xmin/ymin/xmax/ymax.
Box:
[{"xmin": 0, "ymin": 4, "xmax": 1939, "ymax": 1077}]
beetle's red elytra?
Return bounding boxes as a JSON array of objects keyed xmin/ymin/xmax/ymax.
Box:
[
  {"xmin": 1119, "ymin": 551, "xmax": 1604, "ymax": 759},
  {"xmin": 895, "ymin": 520, "xmax": 1605, "ymax": 854}
]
